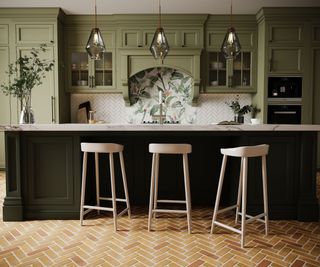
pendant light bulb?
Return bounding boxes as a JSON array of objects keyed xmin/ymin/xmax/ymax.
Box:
[
  {"xmin": 86, "ymin": 0, "xmax": 106, "ymax": 60},
  {"xmin": 150, "ymin": 0, "xmax": 169, "ymax": 61},
  {"xmin": 221, "ymin": 0, "xmax": 241, "ymax": 59}
]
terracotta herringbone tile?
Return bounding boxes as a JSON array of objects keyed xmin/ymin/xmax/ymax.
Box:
[{"xmin": 0, "ymin": 171, "xmax": 320, "ymax": 266}]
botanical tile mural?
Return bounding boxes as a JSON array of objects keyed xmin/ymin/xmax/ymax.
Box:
[{"xmin": 127, "ymin": 67, "xmax": 196, "ymax": 124}]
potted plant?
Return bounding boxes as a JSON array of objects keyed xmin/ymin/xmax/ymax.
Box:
[
  {"xmin": 0, "ymin": 44, "xmax": 54, "ymax": 124},
  {"xmin": 226, "ymin": 97, "xmax": 253, "ymax": 123},
  {"xmin": 250, "ymin": 105, "xmax": 261, "ymax": 124}
]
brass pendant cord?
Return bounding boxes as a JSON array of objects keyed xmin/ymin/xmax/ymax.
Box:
[
  {"xmin": 158, "ymin": 0, "xmax": 161, "ymax": 28},
  {"xmin": 94, "ymin": 0, "xmax": 97, "ymax": 28},
  {"xmin": 230, "ymin": 0, "xmax": 233, "ymax": 28}
]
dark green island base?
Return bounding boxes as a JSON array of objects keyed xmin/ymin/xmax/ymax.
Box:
[{"xmin": 3, "ymin": 129, "xmax": 319, "ymax": 221}]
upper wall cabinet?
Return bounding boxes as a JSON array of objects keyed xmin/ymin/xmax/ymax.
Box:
[
  {"xmin": 64, "ymin": 19, "xmax": 118, "ymax": 92},
  {"xmin": 204, "ymin": 15, "xmax": 257, "ymax": 93},
  {"xmin": 268, "ymin": 25, "xmax": 303, "ymax": 44},
  {"xmin": 0, "ymin": 24, "xmax": 9, "ymax": 44}
]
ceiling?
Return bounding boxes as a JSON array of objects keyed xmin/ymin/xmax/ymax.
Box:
[{"xmin": 0, "ymin": 0, "xmax": 320, "ymax": 15}]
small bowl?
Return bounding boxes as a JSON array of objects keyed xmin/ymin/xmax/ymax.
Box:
[
  {"xmin": 211, "ymin": 81, "xmax": 218, "ymax": 86},
  {"xmin": 211, "ymin": 62, "xmax": 223, "ymax": 69},
  {"xmin": 77, "ymin": 80, "xmax": 88, "ymax": 86}
]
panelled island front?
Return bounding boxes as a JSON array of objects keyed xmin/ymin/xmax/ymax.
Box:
[{"xmin": 2, "ymin": 124, "xmax": 319, "ymax": 222}]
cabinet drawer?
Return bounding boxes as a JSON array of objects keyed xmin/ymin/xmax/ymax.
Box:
[
  {"xmin": 0, "ymin": 24, "xmax": 9, "ymax": 44},
  {"xmin": 269, "ymin": 25, "xmax": 302, "ymax": 43},
  {"xmin": 16, "ymin": 24, "xmax": 54, "ymax": 44}
]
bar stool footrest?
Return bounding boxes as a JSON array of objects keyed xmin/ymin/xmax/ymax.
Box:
[
  {"xmin": 216, "ymin": 204, "xmax": 238, "ymax": 214},
  {"xmin": 118, "ymin": 207, "xmax": 130, "ymax": 217},
  {"xmin": 157, "ymin": 199, "xmax": 187, "ymax": 204},
  {"xmin": 213, "ymin": 221, "xmax": 242, "ymax": 234},
  {"xmin": 83, "ymin": 205, "xmax": 114, "ymax": 212},
  {"xmin": 153, "ymin": 208, "xmax": 187, "ymax": 214},
  {"xmin": 237, "ymin": 212, "xmax": 267, "ymax": 224},
  {"xmin": 99, "ymin": 197, "xmax": 127, "ymax": 202}
]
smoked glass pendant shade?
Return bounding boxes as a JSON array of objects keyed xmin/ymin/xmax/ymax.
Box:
[
  {"xmin": 86, "ymin": 27, "xmax": 106, "ymax": 60},
  {"xmin": 150, "ymin": 27, "xmax": 169, "ymax": 60},
  {"xmin": 221, "ymin": 27, "xmax": 241, "ymax": 59}
]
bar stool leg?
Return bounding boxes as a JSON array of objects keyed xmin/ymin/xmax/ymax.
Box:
[
  {"xmin": 148, "ymin": 153, "xmax": 157, "ymax": 231},
  {"xmin": 183, "ymin": 153, "xmax": 192, "ymax": 234},
  {"xmin": 80, "ymin": 152, "xmax": 88, "ymax": 226},
  {"xmin": 241, "ymin": 157, "xmax": 248, "ymax": 248},
  {"xmin": 119, "ymin": 151, "xmax": 131, "ymax": 218},
  {"xmin": 95, "ymin": 152, "xmax": 100, "ymax": 215},
  {"xmin": 109, "ymin": 153, "xmax": 118, "ymax": 231},
  {"xmin": 262, "ymin": 155, "xmax": 269, "ymax": 235},
  {"xmin": 235, "ymin": 158, "xmax": 244, "ymax": 224},
  {"xmin": 153, "ymin": 154, "xmax": 160, "ymax": 219},
  {"xmin": 211, "ymin": 155, "xmax": 228, "ymax": 234}
]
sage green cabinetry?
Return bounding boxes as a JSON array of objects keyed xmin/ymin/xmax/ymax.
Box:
[
  {"xmin": 267, "ymin": 24, "xmax": 303, "ymax": 74},
  {"xmin": 0, "ymin": 8, "xmax": 70, "ymax": 169},
  {"xmin": 204, "ymin": 15, "xmax": 257, "ymax": 93},
  {"xmin": 253, "ymin": 8, "xmax": 320, "ymax": 124},
  {"xmin": 64, "ymin": 16, "xmax": 118, "ymax": 93},
  {"xmin": 121, "ymin": 27, "xmax": 202, "ymax": 49}
]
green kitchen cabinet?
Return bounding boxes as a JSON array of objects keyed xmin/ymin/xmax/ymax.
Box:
[
  {"xmin": 64, "ymin": 22, "xmax": 117, "ymax": 92},
  {"xmin": 253, "ymin": 7, "xmax": 320, "ymax": 124},
  {"xmin": 67, "ymin": 48, "xmax": 115, "ymax": 92},
  {"xmin": 204, "ymin": 15, "xmax": 257, "ymax": 93},
  {"xmin": 21, "ymin": 135, "xmax": 80, "ymax": 219},
  {"xmin": 0, "ymin": 8, "xmax": 70, "ymax": 169}
]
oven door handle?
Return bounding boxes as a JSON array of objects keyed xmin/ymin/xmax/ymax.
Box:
[{"xmin": 273, "ymin": 111, "xmax": 297, "ymax": 115}]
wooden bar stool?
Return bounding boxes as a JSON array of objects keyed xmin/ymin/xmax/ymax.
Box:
[
  {"xmin": 148, "ymin": 143, "xmax": 192, "ymax": 234},
  {"xmin": 80, "ymin": 142, "xmax": 131, "ymax": 230},
  {"xmin": 210, "ymin": 144, "xmax": 269, "ymax": 248}
]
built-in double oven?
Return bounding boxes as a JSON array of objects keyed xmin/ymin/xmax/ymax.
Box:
[{"xmin": 267, "ymin": 77, "xmax": 302, "ymax": 124}]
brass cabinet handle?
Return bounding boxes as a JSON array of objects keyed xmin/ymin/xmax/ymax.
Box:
[{"xmin": 51, "ymin": 96, "xmax": 56, "ymax": 123}]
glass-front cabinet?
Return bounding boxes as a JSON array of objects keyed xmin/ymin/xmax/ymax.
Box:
[
  {"xmin": 68, "ymin": 49, "xmax": 115, "ymax": 92},
  {"xmin": 207, "ymin": 51, "xmax": 253, "ymax": 92}
]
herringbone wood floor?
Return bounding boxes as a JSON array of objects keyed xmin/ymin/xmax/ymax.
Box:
[{"xmin": 0, "ymin": 171, "xmax": 319, "ymax": 267}]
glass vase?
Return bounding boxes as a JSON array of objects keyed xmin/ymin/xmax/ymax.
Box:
[
  {"xmin": 19, "ymin": 94, "xmax": 35, "ymax": 124},
  {"xmin": 234, "ymin": 114, "xmax": 244, "ymax": 124}
]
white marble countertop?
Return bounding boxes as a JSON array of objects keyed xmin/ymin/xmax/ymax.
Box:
[{"xmin": 1, "ymin": 123, "xmax": 320, "ymax": 131}]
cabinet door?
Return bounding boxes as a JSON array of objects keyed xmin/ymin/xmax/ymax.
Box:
[
  {"xmin": 69, "ymin": 50, "xmax": 90, "ymax": 88},
  {"xmin": 0, "ymin": 24, "xmax": 9, "ymax": 45},
  {"xmin": 23, "ymin": 136, "xmax": 78, "ymax": 218},
  {"xmin": 181, "ymin": 29, "xmax": 201, "ymax": 48},
  {"xmin": 268, "ymin": 25, "xmax": 302, "ymax": 44},
  {"xmin": 269, "ymin": 47, "xmax": 302, "ymax": 74},
  {"xmin": 17, "ymin": 46, "xmax": 55, "ymax": 123},
  {"xmin": 68, "ymin": 49, "xmax": 115, "ymax": 91},
  {"xmin": 15, "ymin": 24, "xmax": 54, "ymax": 44},
  {"xmin": 122, "ymin": 30, "xmax": 141, "ymax": 47},
  {"xmin": 206, "ymin": 51, "xmax": 254, "ymax": 92}
]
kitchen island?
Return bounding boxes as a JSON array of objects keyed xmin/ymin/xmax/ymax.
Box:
[{"xmin": 2, "ymin": 123, "xmax": 319, "ymax": 221}]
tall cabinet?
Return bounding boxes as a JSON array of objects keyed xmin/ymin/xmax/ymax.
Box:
[
  {"xmin": 0, "ymin": 8, "xmax": 70, "ymax": 169},
  {"xmin": 253, "ymin": 7, "xmax": 320, "ymax": 124}
]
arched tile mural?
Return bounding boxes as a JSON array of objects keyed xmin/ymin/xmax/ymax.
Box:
[{"xmin": 127, "ymin": 67, "xmax": 196, "ymax": 124}]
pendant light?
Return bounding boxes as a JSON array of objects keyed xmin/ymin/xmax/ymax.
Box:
[
  {"xmin": 150, "ymin": 0, "xmax": 169, "ymax": 62},
  {"xmin": 86, "ymin": 0, "xmax": 106, "ymax": 60},
  {"xmin": 221, "ymin": 0, "xmax": 241, "ymax": 59}
]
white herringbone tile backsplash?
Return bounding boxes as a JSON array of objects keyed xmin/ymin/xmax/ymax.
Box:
[{"xmin": 71, "ymin": 93, "xmax": 252, "ymax": 124}]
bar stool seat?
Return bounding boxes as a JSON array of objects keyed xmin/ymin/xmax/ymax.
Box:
[
  {"xmin": 148, "ymin": 143, "xmax": 192, "ymax": 234},
  {"xmin": 211, "ymin": 144, "xmax": 269, "ymax": 248},
  {"xmin": 80, "ymin": 142, "xmax": 131, "ymax": 230}
]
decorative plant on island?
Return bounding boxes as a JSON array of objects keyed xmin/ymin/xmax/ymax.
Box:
[
  {"xmin": 0, "ymin": 44, "xmax": 54, "ymax": 124},
  {"xmin": 226, "ymin": 96, "xmax": 253, "ymax": 123}
]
